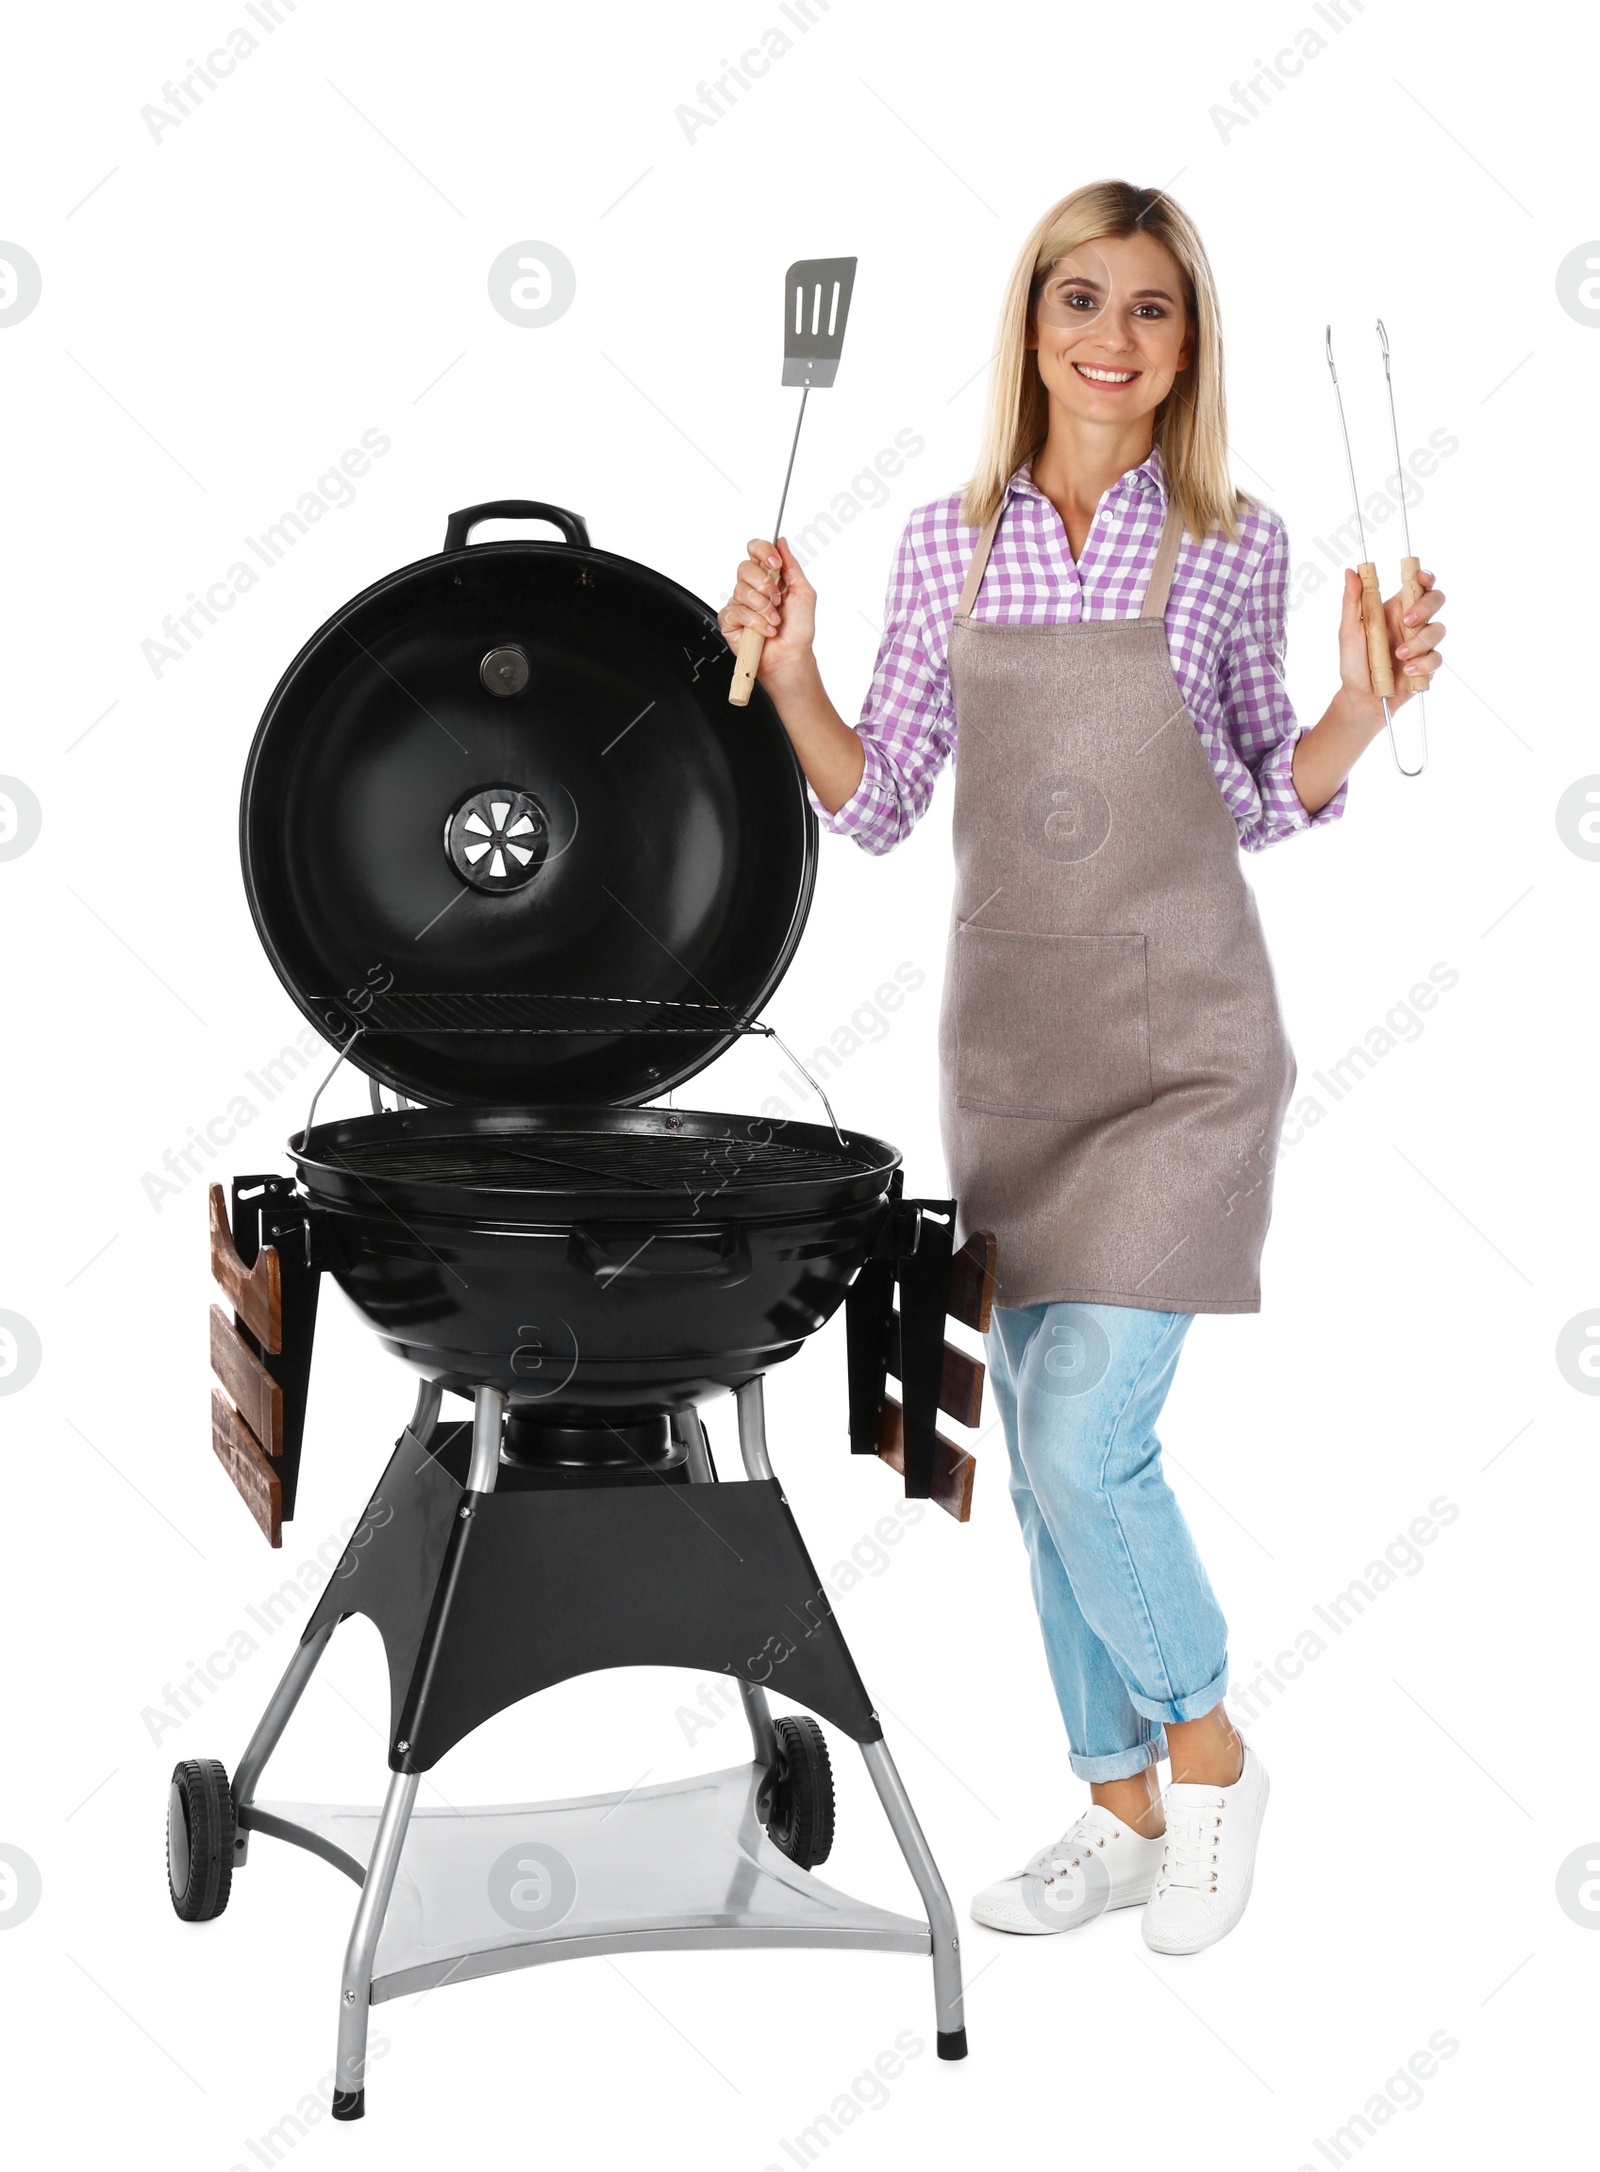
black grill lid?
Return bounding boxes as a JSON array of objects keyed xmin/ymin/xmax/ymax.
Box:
[{"xmin": 240, "ymin": 502, "xmax": 816, "ymax": 1108}]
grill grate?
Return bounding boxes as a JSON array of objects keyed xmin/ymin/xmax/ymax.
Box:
[
  {"xmin": 323, "ymin": 1127, "xmax": 870, "ymax": 1192},
  {"xmin": 316, "ymin": 993, "xmax": 762, "ymax": 1036}
]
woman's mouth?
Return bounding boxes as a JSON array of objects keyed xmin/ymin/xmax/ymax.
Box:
[{"xmin": 1072, "ymin": 362, "xmax": 1140, "ymax": 388}]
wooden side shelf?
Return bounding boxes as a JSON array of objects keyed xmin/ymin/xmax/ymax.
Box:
[
  {"xmin": 875, "ymin": 1398, "xmax": 975, "ymax": 1522},
  {"xmin": 885, "ymin": 1309, "xmax": 984, "ymax": 1427},
  {"xmin": 210, "ymin": 1387, "xmax": 282, "ymax": 1546},
  {"xmin": 209, "ymin": 1183, "xmax": 281, "ymax": 1352},
  {"xmin": 848, "ymin": 1202, "xmax": 997, "ymax": 1525},
  {"xmin": 207, "ymin": 1178, "xmax": 321, "ymax": 1548},
  {"xmin": 209, "ymin": 1305, "xmax": 283, "ymax": 1456},
  {"xmin": 948, "ymin": 1230, "xmax": 998, "ymax": 1335}
]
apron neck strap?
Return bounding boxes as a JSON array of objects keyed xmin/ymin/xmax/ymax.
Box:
[
  {"xmin": 955, "ymin": 501, "xmax": 1006, "ymax": 620},
  {"xmin": 1139, "ymin": 495, "xmax": 1184, "ymax": 621},
  {"xmin": 954, "ymin": 481, "xmax": 1186, "ymax": 623}
]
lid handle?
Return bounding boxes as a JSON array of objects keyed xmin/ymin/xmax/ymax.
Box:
[{"xmin": 442, "ymin": 500, "xmax": 591, "ymax": 553}]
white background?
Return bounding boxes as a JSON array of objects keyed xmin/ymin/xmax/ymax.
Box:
[{"xmin": 1, "ymin": 0, "xmax": 1594, "ymax": 2164}]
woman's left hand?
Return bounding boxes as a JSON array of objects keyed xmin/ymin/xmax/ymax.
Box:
[{"xmin": 1338, "ymin": 566, "xmax": 1446, "ymax": 714}]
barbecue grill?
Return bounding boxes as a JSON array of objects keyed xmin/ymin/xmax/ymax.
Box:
[{"xmin": 167, "ymin": 502, "xmax": 983, "ymax": 2118}]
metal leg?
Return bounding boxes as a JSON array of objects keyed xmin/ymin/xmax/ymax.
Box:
[
  {"xmin": 737, "ymin": 1683, "xmax": 780, "ymax": 1769},
  {"xmin": 734, "ymin": 1378, "xmax": 774, "ymax": 1479},
  {"xmin": 679, "ymin": 1406, "xmax": 779, "ymax": 1767},
  {"xmin": 231, "ymin": 1620, "xmax": 336, "ymax": 1865},
  {"xmin": 236, "ymin": 1380, "xmax": 442, "ymax": 1863},
  {"xmin": 332, "ymin": 1770, "xmax": 420, "ymax": 2120},
  {"xmin": 335, "ymin": 1382, "xmax": 490, "ymax": 2115},
  {"xmin": 467, "ymin": 1384, "xmax": 506, "ymax": 1493},
  {"xmin": 676, "ymin": 1407, "xmax": 715, "ymax": 1485},
  {"xmin": 404, "ymin": 1378, "xmax": 443, "ymax": 1454},
  {"xmin": 860, "ymin": 1738, "xmax": 967, "ymax": 2057}
]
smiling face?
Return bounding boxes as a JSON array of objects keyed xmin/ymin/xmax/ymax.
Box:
[{"xmin": 1026, "ymin": 229, "xmax": 1194, "ymax": 430}]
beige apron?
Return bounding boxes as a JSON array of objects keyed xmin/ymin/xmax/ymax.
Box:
[{"xmin": 936, "ymin": 492, "xmax": 1297, "ymax": 1315}]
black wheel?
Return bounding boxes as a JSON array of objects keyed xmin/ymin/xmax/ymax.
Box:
[
  {"xmin": 168, "ymin": 1759, "xmax": 235, "ymax": 1922},
  {"xmin": 763, "ymin": 1716, "xmax": 835, "ymax": 1869}
]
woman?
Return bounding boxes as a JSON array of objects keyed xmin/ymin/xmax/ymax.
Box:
[{"xmin": 717, "ymin": 181, "xmax": 1444, "ymax": 1956}]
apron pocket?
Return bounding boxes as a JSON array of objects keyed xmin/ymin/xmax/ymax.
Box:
[{"xmin": 951, "ymin": 926, "xmax": 1153, "ymax": 1121}]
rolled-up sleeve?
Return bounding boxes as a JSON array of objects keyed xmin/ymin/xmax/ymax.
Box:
[
  {"xmin": 1218, "ymin": 511, "xmax": 1347, "ymax": 853},
  {"xmin": 811, "ymin": 513, "xmax": 957, "ymax": 856}
]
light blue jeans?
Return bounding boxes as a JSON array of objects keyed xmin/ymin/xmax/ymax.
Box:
[{"xmin": 985, "ymin": 1301, "xmax": 1229, "ymax": 1781}]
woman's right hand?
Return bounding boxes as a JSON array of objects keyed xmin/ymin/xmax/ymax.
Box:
[{"xmin": 717, "ymin": 536, "xmax": 816, "ymax": 684}]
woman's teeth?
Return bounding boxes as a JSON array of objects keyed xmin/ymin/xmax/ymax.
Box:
[{"xmin": 1074, "ymin": 363, "xmax": 1139, "ymax": 384}]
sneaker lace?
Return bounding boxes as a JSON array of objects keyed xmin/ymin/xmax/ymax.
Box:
[
  {"xmin": 1024, "ymin": 1816, "xmax": 1111, "ymax": 1884},
  {"xmin": 1155, "ymin": 1792, "xmax": 1226, "ymax": 1893}
]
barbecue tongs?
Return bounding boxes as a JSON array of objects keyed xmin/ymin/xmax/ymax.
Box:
[{"xmin": 1324, "ymin": 322, "xmax": 1429, "ymax": 777}]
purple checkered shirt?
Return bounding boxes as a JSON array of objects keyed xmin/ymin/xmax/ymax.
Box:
[{"xmin": 815, "ymin": 443, "xmax": 1346, "ymax": 855}]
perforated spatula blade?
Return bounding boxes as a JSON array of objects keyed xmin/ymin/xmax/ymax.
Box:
[
  {"xmin": 781, "ymin": 256, "xmax": 857, "ymax": 387},
  {"xmin": 729, "ymin": 255, "xmax": 858, "ymax": 707}
]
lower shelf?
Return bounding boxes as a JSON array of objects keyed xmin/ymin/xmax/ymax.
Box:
[{"xmin": 245, "ymin": 1762, "xmax": 931, "ymax": 2002}]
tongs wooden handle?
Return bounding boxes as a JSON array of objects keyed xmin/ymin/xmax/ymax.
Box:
[
  {"xmin": 1397, "ymin": 555, "xmax": 1428, "ymax": 697},
  {"xmin": 1357, "ymin": 562, "xmax": 1394, "ymax": 699}
]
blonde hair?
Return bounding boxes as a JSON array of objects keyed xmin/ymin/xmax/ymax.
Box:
[{"xmin": 961, "ymin": 179, "xmax": 1249, "ymax": 543}]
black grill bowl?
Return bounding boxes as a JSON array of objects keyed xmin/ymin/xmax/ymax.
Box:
[{"xmin": 291, "ymin": 1104, "xmax": 900, "ymax": 1410}]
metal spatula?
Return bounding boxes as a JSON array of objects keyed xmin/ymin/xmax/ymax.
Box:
[{"xmin": 728, "ymin": 255, "xmax": 857, "ymax": 707}]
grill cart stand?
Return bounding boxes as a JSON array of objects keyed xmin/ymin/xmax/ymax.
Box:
[{"xmin": 181, "ymin": 1377, "xmax": 965, "ymax": 2118}]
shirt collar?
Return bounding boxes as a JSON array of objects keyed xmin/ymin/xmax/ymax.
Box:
[{"xmin": 1009, "ymin": 440, "xmax": 1168, "ymax": 511}]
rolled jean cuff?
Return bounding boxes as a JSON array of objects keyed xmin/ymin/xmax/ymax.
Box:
[
  {"xmin": 1124, "ymin": 1659, "xmax": 1229, "ymax": 1727},
  {"xmin": 1069, "ymin": 1730, "xmax": 1168, "ymax": 1782}
]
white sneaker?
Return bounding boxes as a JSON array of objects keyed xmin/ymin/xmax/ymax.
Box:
[
  {"xmin": 970, "ymin": 1805, "xmax": 1165, "ymax": 1935},
  {"xmin": 1142, "ymin": 1739, "xmax": 1269, "ymax": 1955}
]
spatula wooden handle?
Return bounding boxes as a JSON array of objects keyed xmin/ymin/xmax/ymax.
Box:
[
  {"xmin": 1398, "ymin": 555, "xmax": 1428, "ymax": 695},
  {"xmin": 728, "ymin": 620, "xmax": 765, "ymax": 707},
  {"xmin": 1357, "ymin": 561, "xmax": 1394, "ymax": 699}
]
